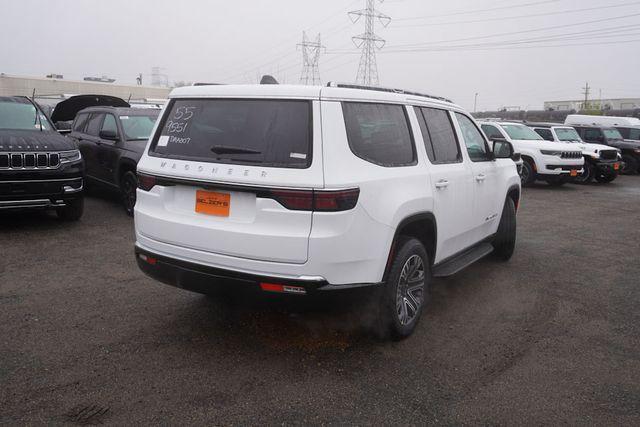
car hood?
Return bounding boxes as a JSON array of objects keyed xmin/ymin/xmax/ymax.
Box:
[
  {"xmin": 612, "ymin": 140, "xmax": 640, "ymax": 149},
  {"xmin": 0, "ymin": 129, "xmax": 76, "ymax": 152},
  {"xmin": 51, "ymin": 95, "xmax": 130, "ymax": 123},
  {"xmin": 567, "ymin": 142, "xmax": 615, "ymax": 153},
  {"xmin": 511, "ymin": 139, "xmax": 579, "ymax": 151}
]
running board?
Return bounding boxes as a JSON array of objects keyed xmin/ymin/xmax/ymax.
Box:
[{"xmin": 432, "ymin": 243, "xmax": 494, "ymax": 278}]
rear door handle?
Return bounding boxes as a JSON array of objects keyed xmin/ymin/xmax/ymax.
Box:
[
  {"xmin": 475, "ymin": 174, "xmax": 486, "ymax": 182},
  {"xmin": 435, "ymin": 179, "xmax": 450, "ymax": 189}
]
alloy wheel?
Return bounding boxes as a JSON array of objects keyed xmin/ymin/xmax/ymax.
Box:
[{"xmin": 396, "ymin": 255, "xmax": 425, "ymax": 326}]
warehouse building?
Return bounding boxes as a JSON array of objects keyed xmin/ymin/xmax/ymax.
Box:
[
  {"xmin": 544, "ymin": 98, "xmax": 640, "ymax": 111},
  {"xmin": 0, "ymin": 73, "xmax": 171, "ymax": 105}
]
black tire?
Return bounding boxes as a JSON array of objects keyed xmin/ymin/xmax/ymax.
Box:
[
  {"xmin": 492, "ymin": 197, "xmax": 516, "ymax": 261},
  {"xmin": 595, "ymin": 171, "xmax": 617, "ymax": 183},
  {"xmin": 56, "ymin": 197, "xmax": 84, "ymax": 221},
  {"xmin": 121, "ymin": 171, "xmax": 138, "ymax": 217},
  {"xmin": 621, "ymin": 155, "xmax": 638, "ymax": 175},
  {"xmin": 378, "ymin": 237, "xmax": 430, "ymax": 341},
  {"xmin": 574, "ymin": 162, "xmax": 593, "ymax": 184},
  {"xmin": 520, "ymin": 160, "xmax": 536, "ymax": 187}
]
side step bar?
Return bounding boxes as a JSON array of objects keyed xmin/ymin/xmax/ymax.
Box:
[{"xmin": 432, "ymin": 243, "xmax": 494, "ymax": 278}]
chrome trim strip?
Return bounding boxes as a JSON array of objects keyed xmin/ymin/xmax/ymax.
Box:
[
  {"xmin": 0, "ymin": 178, "xmax": 82, "ymax": 184},
  {"xmin": 0, "ymin": 199, "xmax": 67, "ymax": 209}
]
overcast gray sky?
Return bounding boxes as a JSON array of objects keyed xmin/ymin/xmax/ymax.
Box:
[{"xmin": 2, "ymin": 0, "xmax": 640, "ymax": 110}]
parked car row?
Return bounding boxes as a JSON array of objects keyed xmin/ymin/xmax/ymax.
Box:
[{"xmin": 477, "ymin": 114, "xmax": 640, "ymax": 186}]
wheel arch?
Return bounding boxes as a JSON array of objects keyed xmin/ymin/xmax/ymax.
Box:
[
  {"xmin": 506, "ymin": 184, "xmax": 521, "ymax": 212},
  {"xmin": 521, "ymin": 154, "xmax": 537, "ymax": 171},
  {"xmin": 118, "ymin": 158, "xmax": 138, "ymax": 186},
  {"xmin": 384, "ymin": 212, "xmax": 437, "ymax": 281}
]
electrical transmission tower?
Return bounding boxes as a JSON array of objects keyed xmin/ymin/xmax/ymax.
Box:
[
  {"xmin": 298, "ymin": 32, "xmax": 324, "ymax": 85},
  {"xmin": 349, "ymin": 0, "xmax": 391, "ymax": 86}
]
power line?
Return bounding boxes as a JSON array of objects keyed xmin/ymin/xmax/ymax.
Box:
[
  {"xmin": 376, "ymin": 25, "xmax": 640, "ymax": 53},
  {"xmin": 218, "ymin": 1, "xmax": 360, "ymax": 82},
  {"xmin": 383, "ymin": 11, "xmax": 640, "ymax": 49},
  {"xmin": 393, "ymin": 1, "xmax": 640, "ymax": 27},
  {"xmin": 394, "ymin": 0, "xmax": 561, "ymax": 22},
  {"xmin": 350, "ymin": 0, "xmax": 391, "ymax": 86}
]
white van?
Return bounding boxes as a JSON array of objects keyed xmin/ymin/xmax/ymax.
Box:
[{"xmin": 565, "ymin": 114, "xmax": 640, "ymax": 127}]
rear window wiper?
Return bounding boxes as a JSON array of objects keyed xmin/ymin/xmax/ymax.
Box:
[{"xmin": 210, "ymin": 145, "xmax": 261, "ymax": 155}]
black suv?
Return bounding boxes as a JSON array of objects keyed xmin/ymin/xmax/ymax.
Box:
[
  {"xmin": 572, "ymin": 125, "xmax": 640, "ymax": 174},
  {"xmin": 0, "ymin": 96, "xmax": 84, "ymax": 220},
  {"xmin": 68, "ymin": 107, "xmax": 159, "ymax": 215}
]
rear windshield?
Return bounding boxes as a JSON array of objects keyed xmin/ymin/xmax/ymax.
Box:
[{"xmin": 151, "ymin": 99, "xmax": 312, "ymax": 168}]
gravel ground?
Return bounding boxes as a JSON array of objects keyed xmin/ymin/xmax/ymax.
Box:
[{"xmin": 1, "ymin": 177, "xmax": 639, "ymax": 425}]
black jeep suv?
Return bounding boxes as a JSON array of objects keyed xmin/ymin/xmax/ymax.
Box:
[
  {"xmin": 572, "ymin": 125, "xmax": 640, "ymax": 175},
  {"xmin": 0, "ymin": 96, "xmax": 84, "ymax": 220},
  {"xmin": 67, "ymin": 107, "xmax": 159, "ymax": 215}
]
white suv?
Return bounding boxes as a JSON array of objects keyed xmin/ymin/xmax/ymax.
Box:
[
  {"xmin": 134, "ymin": 83, "xmax": 521, "ymax": 339},
  {"xmin": 479, "ymin": 121, "xmax": 584, "ymax": 187},
  {"xmin": 528, "ymin": 124, "xmax": 621, "ymax": 184}
]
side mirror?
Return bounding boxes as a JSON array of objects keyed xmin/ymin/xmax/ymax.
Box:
[
  {"xmin": 493, "ymin": 140, "xmax": 515, "ymax": 159},
  {"xmin": 99, "ymin": 129, "xmax": 118, "ymax": 141}
]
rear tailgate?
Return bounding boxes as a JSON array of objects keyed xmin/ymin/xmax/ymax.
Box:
[{"xmin": 136, "ymin": 95, "xmax": 323, "ymax": 264}]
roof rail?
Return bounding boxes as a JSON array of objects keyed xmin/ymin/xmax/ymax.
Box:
[{"xmin": 326, "ymin": 82, "xmax": 453, "ymax": 104}]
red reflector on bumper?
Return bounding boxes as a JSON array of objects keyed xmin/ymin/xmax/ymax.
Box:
[
  {"xmin": 260, "ymin": 283, "xmax": 284, "ymax": 293},
  {"xmin": 260, "ymin": 283, "xmax": 307, "ymax": 294},
  {"xmin": 139, "ymin": 254, "xmax": 157, "ymax": 265}
]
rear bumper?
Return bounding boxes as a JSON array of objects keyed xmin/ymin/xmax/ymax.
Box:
[{"xmin": 135, "ymin": 245, "xmax": 380, "ymax": 294}]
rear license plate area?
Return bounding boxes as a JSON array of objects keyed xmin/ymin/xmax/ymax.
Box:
[{"xmin": 195, "ymin": 190, "xmax": 230, "ymax": 217}]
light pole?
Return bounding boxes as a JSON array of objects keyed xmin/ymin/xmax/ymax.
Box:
[{"xmin": 474, "ymin": 92, "xmax": 479, "ymax": 112}]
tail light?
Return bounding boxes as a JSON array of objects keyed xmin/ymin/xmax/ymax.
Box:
[
  {"xmin": 265, "ymin": 188, "xmax": 359, "ymax": 212},
  {"xmin": 137, "ymin": 174, "xmax": 157, "ymax": 191}
]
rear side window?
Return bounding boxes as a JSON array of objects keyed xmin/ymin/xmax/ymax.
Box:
[
  {"xmin": 102, "ymin": 114, "xmax": 118, "ymax": 135},
  {"xmin": 151, "ymin": 99, "xmax": 312, "ymax": 168},
  {"xmin": 416, "ymin": 107, "xmax": 461, "ymax": 164},
  {"xmin": 85, "ymin": 114, "xmax": 104, "ymax": 137},
  {"xmin": 583, "ymin": 128, "xmax": 602, "ymax": 141},
  {"xmin": 342, "ymin": 102, "xmax": 416, "ymax": 167},
  {"xmin": 481, "ymin": 124, "xmax": 504, "ymax": 139},
  {"xmin": 534, "ymin": 128, "xmax": 554, "ymax": 141},
  {"xmin": 73, "ymin": 113, "xmax": 90, "ymax": 132}
]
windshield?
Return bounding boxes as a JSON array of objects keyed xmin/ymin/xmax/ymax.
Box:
[
  {"xmin": 555, "ymin": 128, "xmax": 582, "ymax": 142},
  {"xmin": 121, "ymin": 114, "xmax": 158, "ymax": 140},
  {"xmin": 0, "ymin": 99, "xmax": 53, "ymax": 131},
  {"xmin": 603, "ymin": 129, "xmax": 623, "ymax": 140},
  {"xmin": 151, "ymin": 99, "xmax": 312, "ymax": 168},
  {"xmin": 502, "ymin": 124, "xmax": 543, "ymax": 141}
]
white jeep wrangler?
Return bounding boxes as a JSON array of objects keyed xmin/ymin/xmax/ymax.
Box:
[
  {"xmin": 479, "ymin": 121, "xmax": 584, "ymax": 187},
  {"xmin": 134, "ymin": 83, "xmax": 521, "ymax": 339}
]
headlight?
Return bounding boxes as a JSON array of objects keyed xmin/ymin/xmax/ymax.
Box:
[
  {"xmin": 635, "ymin": 149, "xmax": 640, "ymax": 154},
  {"xmin": 59, "ymin": 150, "xmax": 81, "ymax": 163},
  {"xmin": 540, "ymin": 150, "xmax": 562, "ymax": 156}
]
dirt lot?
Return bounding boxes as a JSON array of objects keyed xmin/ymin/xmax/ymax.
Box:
[{"xmin": 1, "ymin": 177, "xmax": 639, "ymax": 425}]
